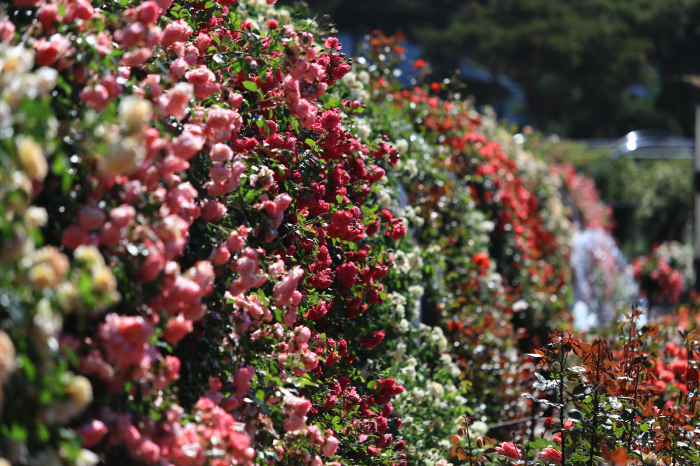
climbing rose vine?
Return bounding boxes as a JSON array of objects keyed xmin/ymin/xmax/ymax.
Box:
[{"xmin": 0, "ymin": 1, "xmax": 619, "ymax": 466}]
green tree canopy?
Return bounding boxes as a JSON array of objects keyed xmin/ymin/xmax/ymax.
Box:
[{"xmin": 305, "ymin": 0, "xmax": 700, "ymax": 137}]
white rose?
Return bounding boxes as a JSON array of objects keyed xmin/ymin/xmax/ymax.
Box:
[
  {"xmin": 119, "ymin": 95, "xmax": 152, "ymax": 135},
  {"xmin": 16, "ymin": 135, "xmax": 47, "ymax": 180},
  {"xmin": 25, "ymin": 206, "xmax": 48, "ymax": 228},
  {"xmin": 395, "ymin": 139, "xmax": 408, "ymax": 154},
  {"xmin": 357, "ymin": 124, "xmax": 371, "ymax": 140},
  {"xmin": 99, "ymin": 136, "xmax": 145, "ymax": 175}
]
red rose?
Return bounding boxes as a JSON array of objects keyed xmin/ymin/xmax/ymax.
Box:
[{"xmin": 360, "ymin": 331, "xmax": 385, "ymax": 349}]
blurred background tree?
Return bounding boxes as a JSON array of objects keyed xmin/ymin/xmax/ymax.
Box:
[{"xmin": 301, "ymin": 0, "xmax": 700, "ymax": 138}]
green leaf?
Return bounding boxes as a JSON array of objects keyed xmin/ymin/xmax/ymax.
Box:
[
  {"xmin": 305, "ymin": 138, "xmax": 317, "ymax": 147},
  {"xmin": 244, "ymin": 189, "xmax": 259, "ymax": 203},
  {"xmin": 256, "ymin": 288, "xmax": 270, "ymax": 306},
  {"xmin": 21, "ymin": 355, "xmax": 36, "ymax": 382},
  {"xmin": 7, "ymin": 424, "xmax": 28, "ymax": 442},
  {"xmin": 256, "ymin": 390, "xmax": 265, "ymax": 401},
  {"xmin": 367, "ymin": 380, "xmax": 377, "ymax": 389},
  {"xmin": 243, "ymin": 81, "xmax": 259, "ymax": 92},
  {"xmin": 274, "ymin": 308, "xmax": 284, "ymax": 325},
  {"xmin": 258, "ymin": 67, "xmax": 269, "ymax": 83},
  {"xmin": 37, "ymin": 425, "xmax": 50, "ymax": 442}
]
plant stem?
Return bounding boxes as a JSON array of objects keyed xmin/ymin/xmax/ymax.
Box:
[
  {"xmin": 588, "ymin": 348, "xmax": 602, "ymax": 466},
  {"xmin": 559, "ymin": 339, "xmax": 567, "ymax": 466}
]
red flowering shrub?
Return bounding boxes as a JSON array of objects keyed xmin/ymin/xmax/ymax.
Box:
[{"xmin": 634, "ymin": 241, "xmax": 694, "ymax": 305}]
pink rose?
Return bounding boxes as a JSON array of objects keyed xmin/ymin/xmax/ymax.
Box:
[
  {"xmin": 209, "ymin": 246, "xmax": 231, "ymax": 266},
  {"xmin": 495, "ymin": 442, "xmax": 521, "ymax": 461},
  {"xmin": 61, "ymin": 225, "xmax": 91, "ymax": 250},
  {"xmin": 136, "ymin": 440, "xmax": 161, "ymax": 463},
  {"xmin": 185, "ymin": 65, "xmax": 215, "ymax": 86},
  {"xmin": 65, "ymin": 0, "xmax": 94, "ymax": 22},
  {"xmin": 196, "ymin": 32, "xmax": 213, "ymax": 54},
  {"xmin": 283, "ymin": 394, "xmax": 311, "ymax": 432},
  {"xmin": 170, "ymin": 57, "xmax": 188, "ymax": 79},
  {"xmin": 136, "ymin": 1, "xmax": 160, "ymax": 24},
  {"xmin": 138, "ymin": 252, "xmax": 165, "ymax": 283},
  {"xmin": 209, "ymin": 143, "xmax": 233, "ymax": 162},
  {"xmin": 77, "ymin": 420, "xmax": 108, "ymax": 448},
  {"xmin": 115, "ymin": 22, "xmax": 146, "ymax": 48},
  {"xmin": 109, "ymin": 205, "xmax": 136, "ymax": 228},
  {"xmin": 540, "ymin": 447, "xmax": 562, "ymax": 465},
  {"xmin": 202, "ymin": 200, "xmax": 227, "ymax": 223},
  {"xmin": 234, "ymin": 365, "xmax": 255, "ymax": 396},
  {"xmin": 99, "ymin": 222, "xmax": 122, "ymax": 248},
  {"xmin": 35, "ymin": 38, "xmax": 60, "ymax": 66},
  {"xmin": 163, "ymin": 83, "xmax": 193, "ymax": 120},
  {"xmin": 273, "ymin": 266, "xmax": 304, "ymax": 308},
  {"xmin": 164, "ymin": 355, "xmax": 181, "ymax": 381},
  {"xmin": 79, "ymin": 84, "xmax": 111, "ymax": 111},
  {"xmin": 78, "ymin": 205, "xmax": 106, "ymax": 231},
  {"xmin": 0, "ymin": 16, "xmax": 15, "ymax": 43},
  {"xmin": 121, "ymin": 47, "xmax": 153, "ymax": 67},
  {"xmin": 322, "ymin": 435, "xmax": 339, "ymax": 456},
  {"xmin": 37, "ymin": 4, "xmax": 59, "ymax": 28},
  {"xmin": 229, "ymin": 93, "xmax": 244, "ymax": 109},
  {"xmin": 170, "ymin": 126, "xmax": 204, "ymax": 159},
  {"xmin": 164, "ymin": 315, "xmax": 193, "ymax": 345},
  {"xmin": 161, "ymin": 19, "xmax": 193, "ymax": 47}
]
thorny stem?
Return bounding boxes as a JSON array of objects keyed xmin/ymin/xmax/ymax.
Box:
[
  {"xmin": 626, "ymin": 314, "xmax": 642, "ymax": 453},
  {"xmin": 588, "ymin": 348, "xmax": 602, "ymax": 466},
  {"xmin": 559, "ymin": 337, "xmax": 568, "ymax": 466},
  {"xmin": 529, "ymin": 400, "xmax": 537, "ymax": 445},
  {"xmin": 686, "ymin": 339, "xmax": 698, "ymax": 414},
  {"xmin": 464, "ymin": 418, "xmax": 475, "ymax": 466},
  {"xmin": 672, "ymin": 427, "xmax": 677, "ymax": 466}
]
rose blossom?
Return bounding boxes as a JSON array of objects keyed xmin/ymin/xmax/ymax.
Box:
[
  {"xmin": 283, "ymin": 394, "xmax": 311, "ymax": 432},
  {"xmin": 540, "ymin": 447, "xmax": 562, "ymax": 465},
  {"xmin": 322, "ymin": 435, "xmax": 339, "ymax": 456},
  {"xmin": 164, "ymin": 315, "xmax": 193, "ymax": 344},
  {"xmin": 77, "ymin": 419, "xmax": 108, "ymax": 448},
  {"xmin": 0, "ymin": 16, "xmax": 15, "ymax": 43},
  {"xmin": 495, "ymin": 442, "xmax": 521, "ymax": 461},
  {"xmin": 201, "ymin": 200, "xmax": 227, "ymax": 223},
  {"xmin": 78, "ymin": 205, "xmax": 106, "ymax": 231}
]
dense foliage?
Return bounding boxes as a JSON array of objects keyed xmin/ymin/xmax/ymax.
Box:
[
  {"xmin": 449, "ymin": 300, "xmax": 700, "ymax": 466},
  {"xmin": 0, "ymin": 0, "xmax": 648, "ymax": 465}
]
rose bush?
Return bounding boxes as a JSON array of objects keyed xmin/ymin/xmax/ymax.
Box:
[
  {"xmin": 448, "ymin": 302, "xmax": 700, "ymax": 466},
  {"xmin": 634, "ymin": 241, "xmax": 694, "ymax": 306},
  {"xmin": 0, "ymin": 1, "xmax": 616, "ymax": 466}
]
